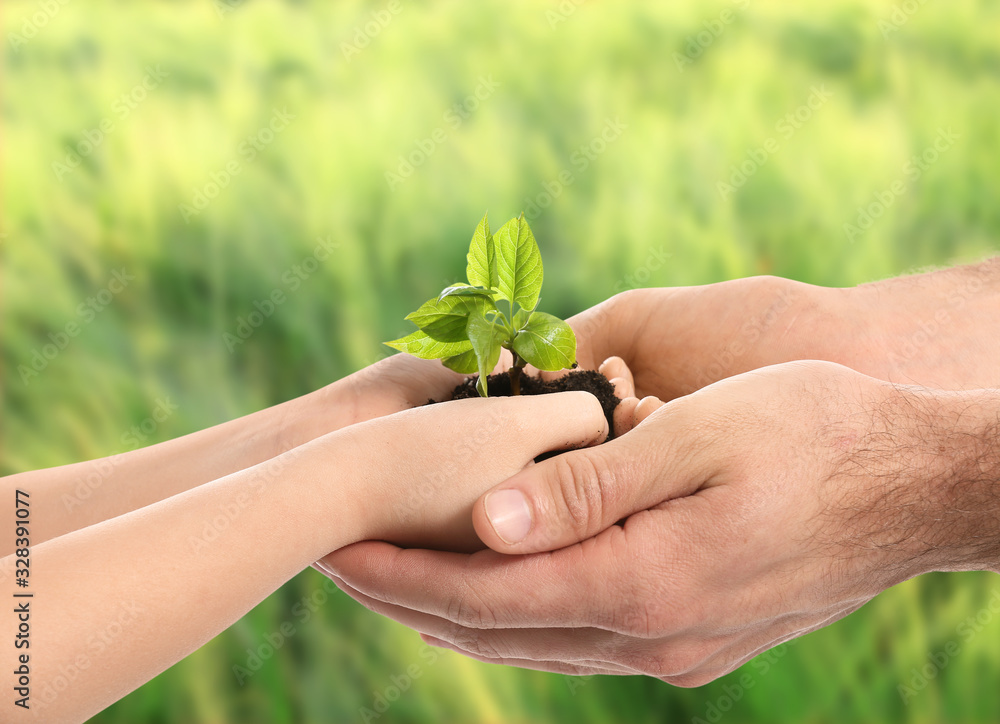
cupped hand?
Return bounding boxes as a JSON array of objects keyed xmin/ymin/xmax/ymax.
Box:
[
  {"xmin": 318, "ymin": 361, "xmax": 960, "ymax": 683},
  {"xmin": 329, "ymin": 389, "xmax": 611, "ymax": 552},
  {"xmin": 339, "ymin": 353, "xmax": 467, "ymax": 423},
  {"xmin": 543, "ymin": 276, "xmax": 868, "ymax": 402},
  {"xmin": 329, "ymin": 354, "xmax": 655, "ymax": 552}
]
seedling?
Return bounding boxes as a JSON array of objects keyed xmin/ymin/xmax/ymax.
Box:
[{"xmin": 386, "ymin": 212, "xmax": 577, "ymax": 397}]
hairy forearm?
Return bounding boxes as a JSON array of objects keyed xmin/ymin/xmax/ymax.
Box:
[
  {"xmin": 1, "ymin": 433, "xmax": 366, "ymax": 724},
  {"xmin": 829, "ymin": 383, "xmax": 1000, "ymax": 582},
  {"xmin": 915, "ymin": 387, "xmax": 1000, "ymax": 575},
  {"xmin": 0, "ymin": 381, "xmax": 354, "ymax": 555}
]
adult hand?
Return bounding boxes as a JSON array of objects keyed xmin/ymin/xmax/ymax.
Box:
[
  {"xmin": 547, "ymin": 261, "xmax": 1000, "ymax": 401},
  {"xmin": 324, "ymin": 355, "xmax": 653, "ymax": 552},
  {"xmin": 319, "ymin": 360, "xmax": 1000, "ymax": 683}
]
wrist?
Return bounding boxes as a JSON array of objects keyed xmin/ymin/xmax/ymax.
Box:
[
  {"xmin": 264, "ymin": 380, "xmax": 358, "ymax": 458},
  {"xmin": 847, "ymin": 261, "xmax": 1000, "ymax": 389},
  {"xmin": 271, "ymin": 426, "xmax": 372, "ymax": 557}
]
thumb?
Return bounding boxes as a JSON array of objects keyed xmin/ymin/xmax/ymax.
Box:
[{"xmin": 472, "ymin": 402, "xmax": 715, "ymax": 553}]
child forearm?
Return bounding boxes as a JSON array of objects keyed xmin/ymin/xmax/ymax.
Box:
[
  {"xmin": 2, "ymin": 433, "xmax": 364, "ymax": 724},
  {"xmin": 1, "ymin": 381, "xmax": 352, "ymax": 556},
  {"xmin": 1, "ymin": 393, "xmax": 607, "ymax": 724}
]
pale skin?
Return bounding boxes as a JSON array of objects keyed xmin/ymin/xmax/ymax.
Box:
[
  {"xmin": 321, "ymin": 259, "xmax": 1000, "ymax": 685},
  {"xmin": 1, "ymin": 353, "xmax": 657, "ymax": 724}
]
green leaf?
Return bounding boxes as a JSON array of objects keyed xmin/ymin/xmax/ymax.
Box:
[
  {"xmin": 466, "ymin": 309, "xmax": 505, "ymax": 397},
  {"xmin": 441, "ymin": 348, "xmax": 479, "ymax": 374},
  {"xmin": 405, "ymin": 295, "xmax": 487, "ymax": 343},
  {"xmin": 511, "ymin": 312, "xmax": 577, "ymax": 371},
  {"xmin": 466, "ymin": 212, "xmax": 497, "ymax": 290},
  {"xmin": 511, "ymin": 303, "xmax": 534, "ymax": 332},
  {"xmin": 493, "ymin": 214, "xmax": 543, "ymax": 310},
  {"xmin": 438, "ymin": 284, "xmax": 494, "ymax": 302},
  {"xmin": 384, "ymin": 330, "xmax": 473, "ymax": 360}
]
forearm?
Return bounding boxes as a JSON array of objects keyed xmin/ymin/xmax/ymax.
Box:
[
  {"xmin": 1, "ymin": 380, "xmax": 355, "ymax": 554},
  {"xmin": 828, "ymin": 382, "xmax": 1000, "ymax": 582},
  {"xmin": 827, "ymin": 258, "xmax": 1000, "ymax": 390},
  {"xmin": 0, "ymin": 393, "xmax": 581, "ymax": 723},
  {"xmin": 911, "ymin": 386, "xmax": 1000, "ymax": 576},
  {"xmin": 2, "ymin": 434, "xmax": 365, "ymax": 724}
]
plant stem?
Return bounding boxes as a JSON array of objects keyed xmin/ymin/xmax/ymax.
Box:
[{"xmin": 510, "ymin": 351, "xmax": 523, "ymax": 396}]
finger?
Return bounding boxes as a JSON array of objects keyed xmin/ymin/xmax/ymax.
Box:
[
  {"xmin": 331, "ymin": 569, "xmax": 630, "ymax": 667},
  {"xmin": 613, "ymin": 397, "xmax": 641, "ymax": 437},
  {"xmin": 633, "ymin": 396, "xmax": 665, "ymax": 425},
  {"xmin": 327, "ymin": 569, "xmax": 660, "ymax": 676},
  {"xmin": 420, "ymin": 635, "xmax": 628, "ymax": 677},
  {"xmin": 599, "ymin": 357, "xmax": 634, "ymax": 398},
  {"xmin": 495, "ymin": 390, "xmax": 609, "ymax": 455},
  {"xmin": 320, "ymin": 530, "xmax": 633, "ymax": 632},
  {"xmin": 608, "ymin": 378, "xmax": 630, "ymax": 399},
  {"xmin": 472, "ymin": 399, "xmax": 719, "ymax": 553},
  {"xmin": 409, "ymin": 390, "xmax": 609, "ymax": 460}
]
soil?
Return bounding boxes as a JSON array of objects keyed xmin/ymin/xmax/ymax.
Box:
[{"xmin": 441, "ymin": 368, "xmax": 621, "ymax": 442}]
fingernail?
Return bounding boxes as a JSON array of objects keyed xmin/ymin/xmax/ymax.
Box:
[{"xmin": 485, "ymin": 489, "xmax": 532, "ymax": 544}]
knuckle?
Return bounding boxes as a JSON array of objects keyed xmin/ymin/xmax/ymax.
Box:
[
  {"xmin": 623, "ymin": 642, "xmax": 708, "ymax": 679},
  {"xmin": 451, "ymin": 629, "xmax": 505, "ymax": 660},
  {"xmin": 620, "ymin": 598, "xmax": 669, "ymax": 639},
  {"xmin": 620, "ymin": 650, "xmax": 673, "ymax": 678},
  {"xmin": 546, "ymin": 452, "xmax": 614, "ymax": 541},
  {"xmin": 446, "ymin": 582, "xmax": 499, "ymax": 630}
]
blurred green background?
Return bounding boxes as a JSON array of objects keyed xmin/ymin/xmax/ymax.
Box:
[{"xmin": 4, "ymin": 0, "xmax": 1000, "ymax": 721}]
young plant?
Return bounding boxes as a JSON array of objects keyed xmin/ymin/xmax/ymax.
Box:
[{"xmin": 385, "ymin": 212, "xmax": 577, "ymax": 397}]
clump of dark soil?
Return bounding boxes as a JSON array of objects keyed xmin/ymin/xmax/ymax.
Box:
[{"xmin": 444, "ymin": 369, "xmax": 621, "ymax": 441}]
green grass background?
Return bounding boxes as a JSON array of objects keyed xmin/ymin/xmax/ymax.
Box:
[{"xmin": 4, "ymin": 0, "xmax": 1000, "ymax": 721}]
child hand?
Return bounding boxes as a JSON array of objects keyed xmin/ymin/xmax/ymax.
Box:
[{"xmin": 334, "ymin": 391, "xmax": 609, "ymax": 552}]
